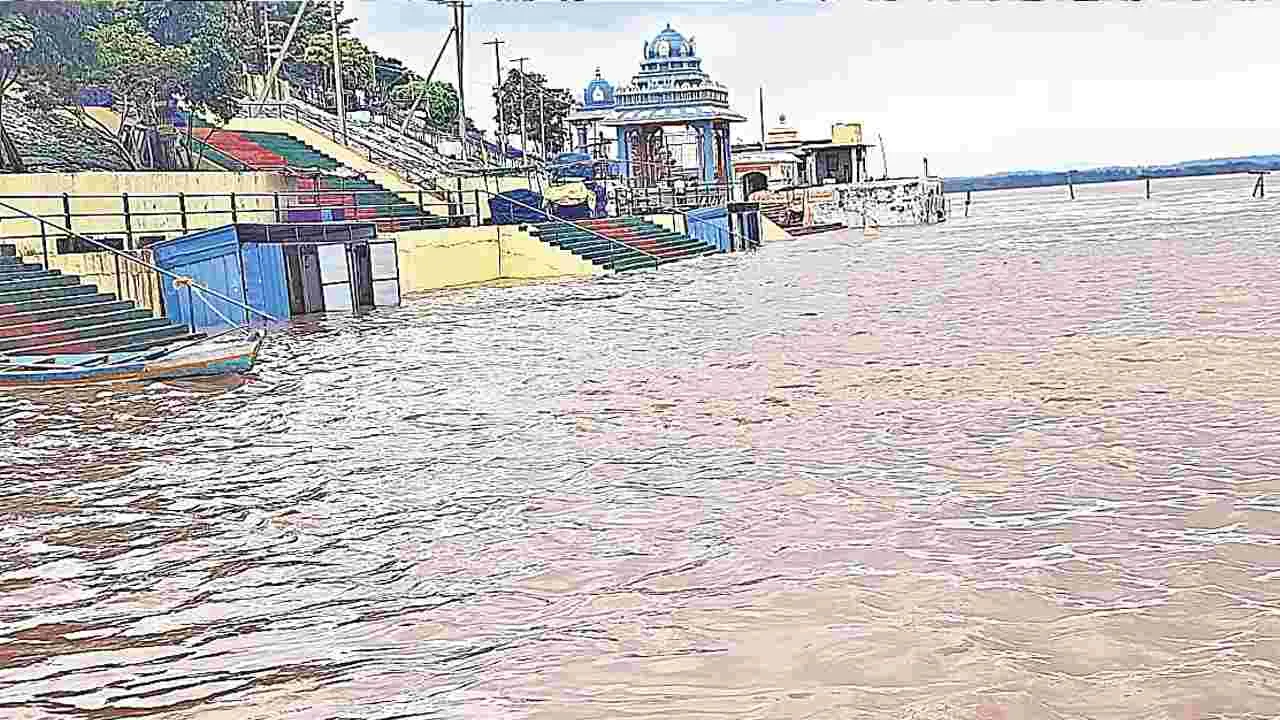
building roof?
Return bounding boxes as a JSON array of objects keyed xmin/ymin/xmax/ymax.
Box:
[
  {"xmin": 603, "ymin": 104, "xmax": 747, "ymax": 126},
  {"xmin": 566, "ymin": 107, "xmax": 612, "ymax": 123},
  {"xmin": 732, "ymin": 149, "xmax": 804, "ymax": 164}
]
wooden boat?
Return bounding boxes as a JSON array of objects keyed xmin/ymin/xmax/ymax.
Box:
[{"xmin": 0, "ymin": 332, "xmax": 266, "ymax": 387}]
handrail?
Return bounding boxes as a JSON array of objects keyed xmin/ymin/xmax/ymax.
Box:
[
  {"xmin": 472, "ymin": 186, "xmax": 661, "ymax": 270},
  {"xmin": 0, "ymin": 200, "xmax": 280, "ymax": 322}
]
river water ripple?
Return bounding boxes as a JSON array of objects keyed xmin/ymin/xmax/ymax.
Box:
[{"xmin": 3, "ymin": 175, "xmax": 1280, "ymax": 719}]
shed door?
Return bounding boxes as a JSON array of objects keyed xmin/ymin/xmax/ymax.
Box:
[
  {"xmin": 368, "ymin": 240, "xmax": 401, "ymax": 307},
  {"xmin": 317, "ymin": 242, "xmax": 353, "ymax": 312},
  {"xmin": 300, "ymin": 245, "xmax": 325, "ymax": 313}
]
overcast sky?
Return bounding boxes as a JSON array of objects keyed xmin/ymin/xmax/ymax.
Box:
[{"xmin": 350, "ymin": 0, "xmax": 1280, "ymax": 177}]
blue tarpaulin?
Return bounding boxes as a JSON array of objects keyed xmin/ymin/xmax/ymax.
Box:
[{"xmin": 488, "ymin": 189, "xmax": 547, "ymax": 225}]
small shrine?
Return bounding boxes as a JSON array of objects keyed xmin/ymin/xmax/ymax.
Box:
[
  {"xmin": 602, "ymin": 24, "xmax": 746, "ymax": 187},
  {"xmin": 565, "ymin": 68, "xmax": 617, "ymax": 159}
]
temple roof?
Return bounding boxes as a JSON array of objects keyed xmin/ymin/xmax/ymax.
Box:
[
  {"xmin": 603, "ymin": 24, "xmax": 743, "ymax": 126},
  {"xmin": 581, "ymin": 67, "xmax": 616, "ymax": 110},
  {"xmin": 604, "ymin": 104, "xmax": 747, "ymax": 126},
  {"xmin": 645, "ymin": 24, "xmax": 696, "ymax": 60}
]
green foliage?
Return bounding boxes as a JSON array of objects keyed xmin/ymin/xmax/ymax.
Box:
[
  {"xmin": 495, "ymin": 68, "xmax": 573, "ymax": 154},
  {"xmin": 392, "ymin": 80, "xmax": 459, "ymax": 130},
  {"xmin": 0, "ymin": 1, "xmax": 100, "ymax": 170}
]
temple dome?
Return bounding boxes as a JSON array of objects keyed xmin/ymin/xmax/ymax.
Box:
[
  {"xmin": 582, "ymin": 67, "xmax": 615, "ymax": 109},
  {"xmin": 645, "ymin": 23, "xmax": 696, "ymax": 59}
]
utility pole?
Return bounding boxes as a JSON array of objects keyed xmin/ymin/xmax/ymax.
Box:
[
  {"xmin": 484, "ymin": 38, "xmax": 505, "ymax": 163},
  {"xmin": 261, "ymin": 5, "xmax": 273, "ymax": 100},
  {"xmin": 514, "ymin": 56, "xmax": 529, "ymax": 158},
  {"xmin": 450, "ymin": 1, "xmax": 468, "ymax": 160},
  {"xmin": 330, "ymin": 0, "xmax": 347, "ymax": 144},
  {"xmin": 257, "ymin": 0, "xmax": 309, "ymax": 105}
]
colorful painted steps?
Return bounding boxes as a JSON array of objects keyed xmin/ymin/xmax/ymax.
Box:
[
  {"xmin": 194, "ymin": 129, "xmax": 448, "ymax": 230},
  {"xmin": 529, "ymin": 217, "xmax": 719, "ymax": 272},
  {"xmin": 0, "ymin": 251, "xmax": 200, "ymax": 356}
]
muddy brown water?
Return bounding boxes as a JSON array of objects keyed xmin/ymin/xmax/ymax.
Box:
[{"xmin": 3, "ymin": 175, "xmax": 1279, "ymax": 719}]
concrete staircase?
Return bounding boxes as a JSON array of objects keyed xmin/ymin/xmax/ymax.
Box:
[
  {"xmin": 528, "ymin": 218, "xmax": 719, "ymax": 272},
  {"xmin": 0, "ymin": 249, "xmax": 197, "ymax": 356},
  {"xmin": 759, "ymin": 200, "xmax": 844, "ymax": 236}
]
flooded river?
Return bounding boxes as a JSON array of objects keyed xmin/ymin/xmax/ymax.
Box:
[{"xmin": 3, "ymin": 175, "xmax": 1280, "ymax": 719}]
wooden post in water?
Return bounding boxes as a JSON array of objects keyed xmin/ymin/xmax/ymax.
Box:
[
  {"xmin": 1067, "ymin": 171, "xmax": 1076, "ymax": 200},
  {"xmin": 1145, "ymin": 176, "xmax": 1151, "ymax": 199},
  {"xmin": 964, "ymin": 190, "xmax": 972, "ymax": 217},
  {"xmin": 1253, "ymin": 173, "xmax": 1266, "ymax": 199}
]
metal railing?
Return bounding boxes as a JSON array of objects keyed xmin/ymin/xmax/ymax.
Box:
[
  {"xmin": 0, "ymin": 201, "xmax": 278, "ymax": 332},
  {"xmin": 0, "ymin": 187, "xmax": 492, "ymax": 263},
  {"xmin": 614, "ymin": 182, "xmax": 733, "ymax": 216}
]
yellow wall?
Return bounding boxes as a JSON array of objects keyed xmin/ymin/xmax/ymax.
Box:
[
  {"xmin": 392, "ymin": 224, "xmax": 598, "ymax": 293},
  {"xmin": 643, "ymin": 212, "xmax": 684, "ymax": 234},
  {"xmin": 0, "ymin": 171, "xmax": 292, "ymax": 255},
  {"xmin": 761, "ymin": 215, "xmax": 793, "ymax": 242},
  {"xmin": 18, "ymin": 249, "xmax": 163, "ymax": 313}
]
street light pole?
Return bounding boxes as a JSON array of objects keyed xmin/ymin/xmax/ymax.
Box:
[{"xmin": 484, "ymin": 38, "xmax": 506, "ymax": 164}]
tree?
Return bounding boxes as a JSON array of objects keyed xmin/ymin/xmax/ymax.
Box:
[
  {"xmin": 495, "ymin": 68, "xmax": 573, "ymax": 156},
  {"xmin": 65, "ymin": 1, "xmax": 255, "ymax": 170},
  {"xmin": 0, "ymin": 1, "xmax": 98, "ymax": 172},
  {"xmin": 391, "ymin": 80, "xmax": 458, "ymax": 130}
]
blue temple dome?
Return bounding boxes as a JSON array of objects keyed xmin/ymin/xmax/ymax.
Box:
[
  {"xmin": 582, "ymin": 67, "xmax": 615, "ymax": 110},
  {"xmin": 645, "ymin": 23, "xmax": 696, "ymax": 60}
]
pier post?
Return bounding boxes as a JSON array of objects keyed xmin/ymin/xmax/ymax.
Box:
[
  {"xmin": 964, "ymin": 190, "xmax": 972, "ymax": 217},
  {"xmin": 1067, "ymin": 171, "xmax": 1076, "ymax": 200},
  {"xmin": 1145, "ymin": 177, "xmax": 1151, "ymax": 200},
  {"xmin": 1253, "ymin": 173, "xmax": 1266, "ymax": 199}
]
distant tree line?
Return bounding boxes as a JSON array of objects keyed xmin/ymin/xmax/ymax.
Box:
[
  {"xmin": 0, "ymin": 0, "xmax": 475, "ymax": 173},
  {"xmin": 945, "ymin": 156, "xmax": 1280, "ymax": 193}
]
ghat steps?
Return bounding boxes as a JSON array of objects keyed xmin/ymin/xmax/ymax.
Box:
[
  {"xmin": 0, "ymin": 249, "xmax": 198, "ymax": 356},
  {"xmin": 529, "ymin": 218, "xmax": 719, "ymax": 272}
]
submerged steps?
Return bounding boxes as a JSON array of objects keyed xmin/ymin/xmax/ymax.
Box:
[
  {"xmin": 528, "ymin": 217, "xmax": 720, "ymax": 271},
  {"xmin": 0, "ymin": 253, "xmax": 201, "ymax": 357}
]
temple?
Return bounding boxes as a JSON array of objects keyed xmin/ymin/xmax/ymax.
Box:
[
  {"xmin": 598, "ymin": 24, "xmax": 746, "ymax": 188},
  {"xmin": 565, "ymin": 68, "xmax": 617, "ymax": 159}
]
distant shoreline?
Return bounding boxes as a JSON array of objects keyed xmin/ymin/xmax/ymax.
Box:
[{"xmin": 944, "ymin": 158, "xmax": 1279, "ymax": 193}]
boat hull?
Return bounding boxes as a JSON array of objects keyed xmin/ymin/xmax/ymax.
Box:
[{"xmin": 0, "ymin": 338, "xmax": 263, "ymax": 387}]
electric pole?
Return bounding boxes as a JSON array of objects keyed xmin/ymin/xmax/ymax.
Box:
[
  {"xmin": 514, "ymin": 56, "xmax": 529, "ymax": 158},
  {"xmin": 484, "ymin": 38, "xmax": 505, "ymax": 163},
  {"xmin": 330, "ymin": 0, "xmax": 347, "ymax": 144},
  {"xmin": 450, "ymin": 1, "xmax": 468, "ymax": 160}
]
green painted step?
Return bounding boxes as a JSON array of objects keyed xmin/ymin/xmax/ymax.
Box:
[
  {"xmin": 0, "ymin": 274, "xmax": 79, "ymax": 293},
  {"xmin": 0, "ymin": 284, "xmax": 98, "ymax": 306},
  {"xmin": 0, "ymin": 299, "xmax": 135, "ymax": 327}
]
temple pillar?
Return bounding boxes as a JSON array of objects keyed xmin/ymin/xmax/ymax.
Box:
[
  {"xmin": 616, "ymin": 126, "xmax": 631, "ymax": 179},
  {"xmin": 697, "ymin": 120, "xmax": 715, "ymax": 184}
]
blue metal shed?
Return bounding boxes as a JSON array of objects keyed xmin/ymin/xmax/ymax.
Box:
[{"xmin": 150, "ymin": 222, "xmax": 396, "ymax": 332}]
